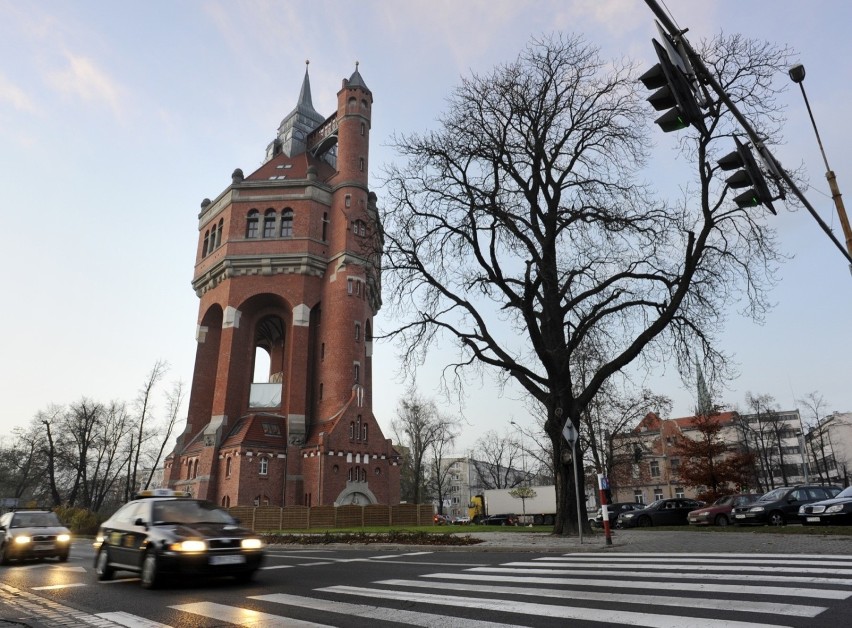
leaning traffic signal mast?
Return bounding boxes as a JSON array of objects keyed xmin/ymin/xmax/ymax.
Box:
[
  {"xmin": 643, "ymin": 0, "xmax": 852, "ymax": 268},
  {"xmin": 717, "ymin": 137, "xmax": 777, "ymax": 215}
]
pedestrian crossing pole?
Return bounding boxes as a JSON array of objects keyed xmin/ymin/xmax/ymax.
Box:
[{"xmin": 597, "ymin": 473, "xmax": 613, "ymax": 546}]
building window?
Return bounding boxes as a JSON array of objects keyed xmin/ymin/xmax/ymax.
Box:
[
  {"xmin": 225, "ymin": 456, "xmax": 232, "ymax": 477},
  {"xmin": 347, "ymin": 278, "xmax": 353, "ymax": 295},
  {"xmin": 263, "ymin": 209, "xmax": 276, "ymax": 238},
  {"xmin": 362, "ymin": 423, "xmax": 368, "ymax": 441},
  {"xmin": 354, "ymin": 363, "xmax": 360, "ymax": 383},
  {"xmin": 259, "ymin": 457, "xmax": 268, "ymax": 475},
  {"xmin": 355, "ymin": 281, "xmax": 361, "ymax": 297},
  {"xmin": 359, "ymin": 157, "xmax": 364, "ymax": 172},
  {"xmin": 374, "ymin": 467, "xmax": 381, "ymax": 476},
  {"xmin": 246, "ymin": 210, "xmax": 259, "ymax": 238},
  {"xmin": 216, "ymin": 219, "xmax": 223, "ymax": 247},
  {"xmin": 345, "ymin": 194, "xmax": 351, "ymax": 208},
  {"xmin": 649, "ymin": 460, "xmax": 660, "ymax": 477},
  {"xmin": 353, "ymin": 219, "xmax": 366, "ymax": 236},
  {"xmin": 653, "ymin": 488, "xmax": 664, "ymax": 501},
  {"xmin": 348, "ymin": 468, "xmax": 353, "ymax": 481},
  {"xmin": 280, "ymin": 209, "xmax": 293, "ymax": 237},
  {"xmin": 634, "ymin": 490, "xmax": 644, "ymax": 504},
  {"xmin": 355, "ymin": 417, "xmax": 361, "ymax": 441},
  {"xmin": 202, "ymin": 230, "xmax": 210, "ymax": 257},
  {"xmin": 221, "ymin": 495, "xmax": 230, "ymax": 507},
  {"xmin": 360, "ymin": 122, "xmax": 365, "ymax": 136},
  {"xmin": 361, "ymin": 468, "xmax": 367, "ymax": 482},
  {"xmin": 349, "ymin": 421, "xmax": 355, "ymax": 440},
  {"xmin": 675, "ymin": 487, "xmax": 685, "ymax": 498},
  {"xmin": 322, "ymin": 212, "xmax": 328, "ymax": 241},
  {"xmin": 355, "ymin": 322, "xmax": 361, "ymax": 341}
]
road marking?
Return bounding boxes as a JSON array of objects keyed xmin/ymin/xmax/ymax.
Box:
[
  {"xmin": 566, "ymin": 552, "xmax": 852, "ymax": 560},
  {"xmin": 252, "ymin": 593, "xmax": 519, "ymax": 627},
  {"xmin": 422, "ymin": 571, "xmax": 852, "ymax": 599},
  {"xmin": 319, "ymin": 585, "xmax": 791, "ymax": 628},
  {"xmin": 18, "ymin": 564, "xmax": 87, "ymax": 572},
  {"xmin": 260, "ymin": 564, "xmax": 295, "ymax": 570},
  {"xmin": 375, "ymin": 578, "xmax": 826, "ymax": 617},
  {"xmin": 467, "ymin": 566, "xmax": 852, "ymax": 586},
  {"xmin": 501, "ymin": 561, "xmax": 852, "ymax": 575},
  {"xmin": 31, "ymin": 583, "xmax": 87, "ymax": 590},
  {"xmin": 369, "ymin": 551, "xmax": 432, "ymax": 559},
  {"xmin": 171, "ymin": 601, "xmax": 335, "ymax": 627},
  {"xmin": 539, "ymin": 556, "xmax": 852, "ymax": 568},
  {"xmin": 96, "ymin": 611, "xmax": 172, "ymax": 627}
]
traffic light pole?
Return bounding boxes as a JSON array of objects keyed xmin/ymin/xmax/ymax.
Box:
[{"xmin": 644, "ymin": 0, "xmax": 852, "ymax": 269}]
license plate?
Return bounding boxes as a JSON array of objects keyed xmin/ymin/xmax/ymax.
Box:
[
  {"xmin": 806, "ymin": 517, "xmax": 820, "ymax": 522},
  {"xmin": 34, "ymin": 544, "xmax": 55, "ymax": 551},
  {"xmin": 735, "ymin": 514, "xmax": 745, "ymax": 519},
  {"xmin": 209, "ymin": 554, "xmax": 245, "ymax": 565}
]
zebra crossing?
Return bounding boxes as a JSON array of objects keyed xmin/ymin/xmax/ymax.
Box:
[{"xmin": 9, "ymin": 552, "xmax": 852, "ymax": 627}]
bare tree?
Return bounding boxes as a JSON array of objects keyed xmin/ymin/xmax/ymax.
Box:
[
  {"xmin": 426, "ymin": 414, "xmax": 461, "ymax": 515},
  {"xmin": 126, "ymin": 361, "xmax": 168, "ymax": 500},
  {"xmin": 472, "ymin": 430, "xmax": 525, "ymax": 489},
  {"xmin": 799, "ymin": 391, "xmax": 833, "ymax": 483},
  {"xmin": 381, "ymin": 33, "xmax": 791, "ymax": 533},
  {"xmin": 144, "ymin": 379, "xmax": 186, "ymax": 490}
]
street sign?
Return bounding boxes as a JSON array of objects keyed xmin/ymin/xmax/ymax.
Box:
[{"xmin": 561, "ymin": 420, "xmax": 578, "ymax": 448}]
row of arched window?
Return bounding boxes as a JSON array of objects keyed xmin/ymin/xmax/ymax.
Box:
[
  {"xmin": 201, "ymin": 219, "xmax": 224, "ymax": 258},
  {"xmin": 224, "ymin": 454, "xmax": 270, "ymax": 477},
  {"xmin": 349, "ymin": 466, "xmax": 367, "ymax": 482},
  {"xmin": 247, "ymin": 208, "xmax": 294, "ymax": 239},
  {"xmin": 349, "ymin": 415, "xmax": 368, "ymax": 442}
]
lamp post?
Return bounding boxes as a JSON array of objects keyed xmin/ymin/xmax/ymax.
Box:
[{"xmin": 789, "ymin": 64, "xmax": 852, "ymax": 271}]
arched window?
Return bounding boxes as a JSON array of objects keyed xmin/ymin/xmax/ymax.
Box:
[
  {"xmin": 259, "ymin": 457, "xmax": 269, "ymax": 475},
  {"xmin": 348, "ymin": 468, "xmax": 353, "ymax": 481},
  {"xmin": 216, "ymin": 219, "xmax": 223, "ymax": 247},
  {"xmin": 354, "ymin": 322, "xmax": 361, "ymax": 341},
  {"xmin": 349, "ymin": 421, "xmax": 355, "ymax": 440},
  {"xmin": 362, "ymin": 423, "xmax": 368, "ymax": 441},
  {"xmin": 192, "ymin": 459, "xmax": 199, "ymax": 479},
  {"xmin": 221, "ymin": 495, "xmax": 230, "ymax": 507},
  {"xmin": 355, "ymin": 416, "xmax": 361, "ymax": 441},
  {"xmin": 361, "ymin": 467, "xmax": 367, "ymax": 482},
  {"xmin": 353, "ymin": 219, "xmax": 367, "ymax": 236},
  {"xmin": 202, "ymin": 230, "xmax": 210, "ymax": 257},
  {"xmin": 365, "ymin": 320, "xmax": 372, "ymax": 342},
  {"xmin": 359, "ymin": 157, "xmax": 364, "ymax": 172},
  {"xmin": 280, "ymin": 209, "xmax": 293, "ymax": 237},
  {"xmin": 322, "ymin": 212, "xmax": 328, "ymax": 241},
  {"xmin": 246, "ymin": 210, "xmax": 259, "ymax": 238},
  {"xmin": 360, "ymin": 122, "xmax": 365, "ymax": 136},
  {"xmin": 263, "ymin": 209, "xmax": 276, "ymax": 238},
  {"xmin": 225, "ymin": 456, "xmax": 232, "ymax": 477}
]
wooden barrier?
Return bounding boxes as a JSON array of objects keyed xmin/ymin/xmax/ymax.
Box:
[{"xmin": 229, "ymin": 503, "xmax": 437, "ymax": 531}]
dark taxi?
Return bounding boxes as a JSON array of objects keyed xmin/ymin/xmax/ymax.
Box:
[
  {"xmin": 0, "ymin": 510, "xmax": 72, "ymax": 564},
  {"xmin": 93, "ymin": 489, "xmax": 264, "ymax": 588}
]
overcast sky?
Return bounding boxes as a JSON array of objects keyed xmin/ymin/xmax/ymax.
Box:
[{"xmin": 2, "ymin": 0, "xmax": 850, "ymax": 455}]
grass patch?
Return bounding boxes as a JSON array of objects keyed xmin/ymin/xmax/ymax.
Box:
[
  {"xmin": 261, "ymin": 529, "xmax": 484, "ymax": 546},
  {"xmin": 617, "ymin": 525, "xmax": 852, "ymax": 535}
]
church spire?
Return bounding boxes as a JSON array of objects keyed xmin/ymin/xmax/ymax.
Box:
[
  {"xmin": 298, "ymin": 60, "xmax": 315, "ymax": 111},
  {"xmin": 264, "ymin": 60, "xmax": 326, "ymax": 162}
]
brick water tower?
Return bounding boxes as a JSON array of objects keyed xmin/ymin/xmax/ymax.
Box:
[{"xmin": 165, "ymin": 63, "xmax": 401, "ymax": 507}]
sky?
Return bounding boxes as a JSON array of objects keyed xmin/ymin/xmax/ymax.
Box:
[{"xmin": 1, "ymin": 0, "xmax": 850, "ymax": 456}]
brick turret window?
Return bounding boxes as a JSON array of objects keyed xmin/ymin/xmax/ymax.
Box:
[
  {"xmin": 259, "ymin": 457, "xmax": 269, "ymax": 475},
  {"xmin": 246, "ymin": 210, "xmax": 259, "ymax": 238},
  {"xmin": 280, "ymin": 209, "xmax": 293, "ymax": 237},
  {"xmin": 263, "ymin": 209, "xmax": 276, "ymax": 238}
]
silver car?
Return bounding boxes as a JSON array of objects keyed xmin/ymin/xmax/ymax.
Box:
[{"xmin": 0, "ymin": 510, "xmax": 72, "ymax": 563}]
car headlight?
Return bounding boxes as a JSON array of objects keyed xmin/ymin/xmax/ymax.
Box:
[
  {"xmin": 14, "ymin": 536, "xmax": 32, "ymax": 545},
  {"xmin": 798, "ymin": 506, "xmax": 806, "ymax": 514},
  {"xmin": 57, "ymin": 534, "xmax": 71, "ymax": 543},
  {"xmin": 241, "ymin": 538, "xmax": 263, "ymax": 550},
  {"xmin": 826, "ymin": 505, "xmax": 845, "ymax": 514},
  {"xmin": 170, "ymin": 540, "xmax": 207, "ymax": 552},
  {"xmin": 749, "ymin": 506, "xmax": 765, "ymax": 512}
]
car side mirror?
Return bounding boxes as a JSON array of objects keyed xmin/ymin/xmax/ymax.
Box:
[
  {"xmin": 134, "ymin": 517, "xmax": 149, "ymax": 529},
  {"xmin": 0, "ymin": 525, "xmax": 5, "ymax": 532}
]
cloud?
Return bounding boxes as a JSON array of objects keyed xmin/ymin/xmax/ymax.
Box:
[
  {"xmin": 47, "ymin": 51, "xmax": 124, "ymax": 118},
  {"xmin": 0, "ymin": 74, "xmax": 35, "ymax": 112}
]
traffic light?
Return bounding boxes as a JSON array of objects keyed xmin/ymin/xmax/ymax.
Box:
[
  {"xmin": 717, "ymin": 137, "xmax": 777, "ymax": 215},
  {"xmin": 640, "ymin": 39, "xmax": 706, "ymax": 135}
]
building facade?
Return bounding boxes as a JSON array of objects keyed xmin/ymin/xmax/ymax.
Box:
[
  {"xmin": 806, "ymin": 412, "xmax": 852, "ymax": 486},
  {"xmin": 164, "ymin": 65, "xmax": 401, "ymax": 507}
]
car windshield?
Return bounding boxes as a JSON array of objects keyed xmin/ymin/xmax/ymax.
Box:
[
  {"xmin": 152, "ymin": 500, "xmax": 236, "ymax": 525},
  {"xmin": 835, "ymin": 487, "xmax": 852, "ymax": 499},
  {"xmin": 645, "ymin": 500, "xmax": 664, "ymax": 510},
  {"xmin": 713, "ymin": 496, "xmax": 732, "ymax": 506},
  {"xmin": 11, "ymin": 512, "xmax": 62, "ymax": 527},
  {"xmin": 759, "ymin": 488, "xmax": 787, "ymax": 502}
]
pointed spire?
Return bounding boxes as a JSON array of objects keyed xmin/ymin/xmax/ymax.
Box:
[
  {"xmin": 298, "ymin": 59, "xmax": 314, "ymax": 110},
  {"xmin": 348, "ymin": 60, "xmax": 369, "ymax": 91},
  {"xmin": 695, "ymin": 359, "xmax": 713, "ymax": 417}
]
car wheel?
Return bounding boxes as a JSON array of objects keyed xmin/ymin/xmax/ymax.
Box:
[
  {"xmin": 768, "ymin": 511, "xmax": 786, "ymax": 526},
  {"xmin": 57, "ymin": 552, "xmax": 69, "ymax": 562},
  {"xmin": 95, "ymin": 548, "xmax": 114, "ymax": 581},
  {"xmin": 638, "ymin": 516, "xmax": 652, "ymax": 528},
  {"xmin": 0, "ymin": 543, "xmax": 10, "ymax": 565},
  {"xmin": 714, "ymin": 514, "xmax": 729, "ymax": 526},
  {"xmin": 140, "ymin": 551, "xmax": 161, "ymax": 589}
]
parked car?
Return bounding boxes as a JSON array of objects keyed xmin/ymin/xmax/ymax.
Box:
[
  {"xmin": 482, "ymin": 513, "xmax": 519, "ymax": 526},
  {"xmin": 799, "ymin": 486, "xmax": 852, "ymax": 525},
  {"xmin": 617, "ymin": 498, "xmax": 704, "ymax": 528},
  {"xmin": 688, "ymin": 493, "xmax": 761, "ymax": 526},
  {"xmin": 93, "ymin": 489, "xmax": 265, "ymax": 588},
  {"xmin": 592, "ymin": 502, "xmax": 639, "ymax": 528},
  {"xmin": 732, "ymin": 484, "xmax": 842, "ymax": 526},
  {"xmin": 0, "ymin": 510, "xmax": 72, "ymax": 564},
  {"xmin": 433, "ymin": 513, "xmax": 450, "ymax": 525},
  {"xmin": 451, "ymin": 516, "xmax": 471, "ymax": 525}
]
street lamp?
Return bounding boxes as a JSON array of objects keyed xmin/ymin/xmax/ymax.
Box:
[{"xmin": 789, "ymin": 64, "xmax": 852, "ymax": 268}]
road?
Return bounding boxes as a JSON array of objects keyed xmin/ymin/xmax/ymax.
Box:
[{"xmin": 2, "ymin": 536, "xmax": 852, "ymax": 627}]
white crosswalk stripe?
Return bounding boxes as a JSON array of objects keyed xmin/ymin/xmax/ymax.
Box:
[{"xmin": 151, "ymin": 552, "xmax": 852, "ymax": 627}]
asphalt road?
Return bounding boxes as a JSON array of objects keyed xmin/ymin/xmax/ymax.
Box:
[{"xmin": 1, "ymin": 531, "xmax": 851, "ymax": 627}]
